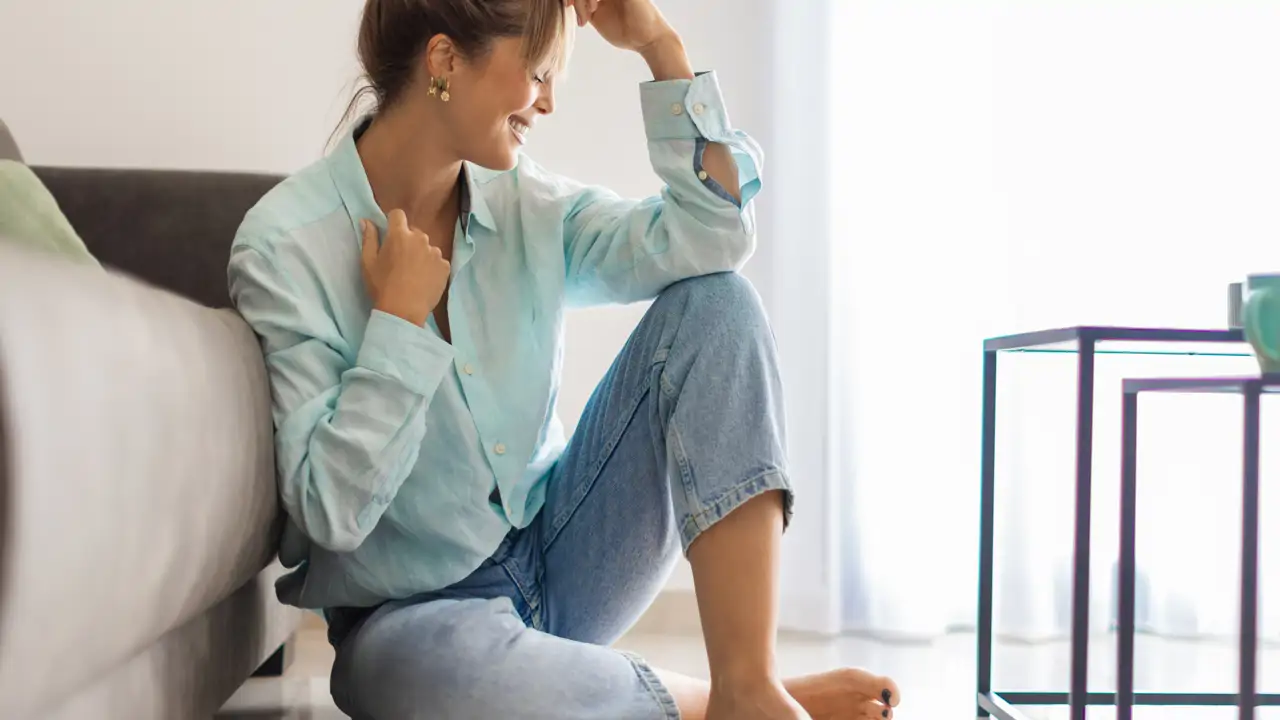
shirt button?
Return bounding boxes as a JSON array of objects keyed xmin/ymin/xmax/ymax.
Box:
[
  {"xmin": 697, "ymin": 170, "xmax": 709, "ymax": 181},
  {"xmin": 462, "ymin": 363, "xmax": 474, "ymax": 375},
  {"xmin": 670, "ymin": 103, "xmax": 684, "ymax": 116},
  {"xmin": 494, "ymin": 443, "xmax": 507, "ymax": 456},
  {"xmin": 692, "ymin": 103, "xmax": 706, "ymax": 115}
]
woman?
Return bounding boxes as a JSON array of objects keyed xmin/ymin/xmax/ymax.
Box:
[{"xmin": 228, "ymin": 0, "xmax": 900, "ymax": 718}]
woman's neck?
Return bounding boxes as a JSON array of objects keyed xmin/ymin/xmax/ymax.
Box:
[{"xmin": 356, "ymin": 103, "xmax": 462, "ymax": 232}]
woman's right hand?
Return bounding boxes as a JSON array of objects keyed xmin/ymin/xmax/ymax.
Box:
[{"xmin": 361, "ymin": 209, "xmax": 450, "ymax": 327}]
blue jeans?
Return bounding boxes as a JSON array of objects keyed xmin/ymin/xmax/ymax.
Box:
[{"xmin": 327, "ymin": 273, "xmax": 794, "ymax": 720}]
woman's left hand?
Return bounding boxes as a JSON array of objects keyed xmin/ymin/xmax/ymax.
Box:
[{"xmin": 568, "ymin": 0, "xmax": 676, "ymax": 54}]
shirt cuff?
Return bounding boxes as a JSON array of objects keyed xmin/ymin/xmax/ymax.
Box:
[
  {"xmin": 640, "ymin": 71, "xmax": 734, "ymax": 141},
  {"xmin": 356, "ymin": 309, "xmax": 455, "ymax": 397},
  {"xmin": 693, "ymin": 138, "xmax": 742, "ymax": 207}
]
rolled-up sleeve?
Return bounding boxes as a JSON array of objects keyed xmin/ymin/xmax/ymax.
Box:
[
  {"xmin": 228, "ymin": 242, "xmax": 454, "ymax": 553},
  {"xmin": 543, "ymin": 70, "xmax": 765, "ymax": 307},
  {"xmin": 640, "ymin": 71, "xmax": 764, "ymax": 207}
]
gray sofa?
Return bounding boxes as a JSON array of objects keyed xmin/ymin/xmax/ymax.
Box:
[{"xmin": 0, "ymin": 120, "xmax": 304, "ymax": 718}]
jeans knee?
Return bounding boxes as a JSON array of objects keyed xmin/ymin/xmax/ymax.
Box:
[
  {"xmin": 656, "ymin": 272, "xmax": 770, "ymax": 340},
  {"xmin": 339, "ymin": 597, "xmax": 526, "ymax": 719}
]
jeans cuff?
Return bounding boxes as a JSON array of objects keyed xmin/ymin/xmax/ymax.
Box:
[
  {"xmin": 680, "ymin": 470, "xmax": 794, "ymax": 551},
  {"xmin": 619, "ymin": 650, "xmax": 682, "ymax": 719}
]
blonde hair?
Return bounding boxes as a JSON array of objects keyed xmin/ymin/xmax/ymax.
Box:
[{"xmin": 333, "ymin": 0, "xmax": 571, "ymax": 140}]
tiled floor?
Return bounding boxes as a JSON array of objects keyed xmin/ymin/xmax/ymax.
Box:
[{"xmin": 216, "ymin": 619, "xmax": 1280, "ymax": 719}]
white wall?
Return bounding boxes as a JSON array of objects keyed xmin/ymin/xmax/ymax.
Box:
[{"xmin": 0, "ymin": 0, "xmax": 777, "ymax": 596}]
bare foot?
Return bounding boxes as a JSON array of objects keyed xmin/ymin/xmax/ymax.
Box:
[
  {"xmin": 784, "ymin": 668, "xmax": 900, "ymax": 720},
  {"xmin": 706, "ymin": 679, "xmax": 812, "ymax": 720}
]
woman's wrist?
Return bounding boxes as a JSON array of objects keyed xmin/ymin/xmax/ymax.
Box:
[{"xmin": 638, "ymin": 31, "xmax": 694, "ymax": 81}]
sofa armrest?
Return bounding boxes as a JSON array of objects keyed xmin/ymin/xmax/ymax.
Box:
[{"xmin": 0, "ymin": 243, "xmax": 281, "ymax": 716}]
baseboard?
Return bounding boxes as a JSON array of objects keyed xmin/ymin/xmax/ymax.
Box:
[{"xmin": 630, "ymin": 590, "xmax": 702, "ymax": 636}]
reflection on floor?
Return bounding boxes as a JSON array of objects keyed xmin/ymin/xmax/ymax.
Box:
[{"xmin": 216, "ymin": 621, "xmax": 1280, "ymax": 719}]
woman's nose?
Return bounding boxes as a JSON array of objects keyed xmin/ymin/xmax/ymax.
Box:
[{"xmin": 535, "ymin": 82, "xmax": 555, "ymax": 116}]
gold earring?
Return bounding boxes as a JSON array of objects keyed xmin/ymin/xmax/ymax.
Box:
[{"xmin": 430, "ymin": 76, "xmax": 451, "ymax": 102}]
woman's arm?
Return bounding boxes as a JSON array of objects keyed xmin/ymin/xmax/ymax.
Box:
[
  {"xmin": 546, "ymin": 0, "xmax": 765, "ymax": 306},
  {"xmin": 638, "ymin": 33, "xmax": 742, "ymax": 203},
  {"xmin": 228, "ymin": 239, "xmax": 454, "ymax": 554}
]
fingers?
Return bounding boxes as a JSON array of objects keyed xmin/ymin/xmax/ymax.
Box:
[
  {"xmin": 360, "ymin": 219, "xmax": 378, "ymax": 265},
  {"xmin": 388, "ymin": 208, "xmax": 410, "ymax": 235},
  {"xmin": 374, "ymin": 208, "xmax": 441, "ymax": 260}
]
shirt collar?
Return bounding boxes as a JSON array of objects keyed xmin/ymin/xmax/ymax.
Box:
[{"xmin": 328, "ymin": 115, "xmax": 496, "ymax": 239}]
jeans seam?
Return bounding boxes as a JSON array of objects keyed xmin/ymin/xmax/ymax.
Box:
[
  {"xmin": 498, "ymin": 557, "xmax": 541, "ymax": 628},
  {"xmin": 679, "ymin": 469, "xmax": 793, "ymax": 549},
  {"xmin": 667, "ymin": 412, "xmax": 699, "ymax": 516},
  {"xmin": 619, "ymin": 650, "xmax": 682, "ymax": 719},
  {"xmin": 543, "ymin": 350, "xmax": 668, "ymax": 555},
  {"xmin": 541, "ymin": 389, "xmax": 645, "ymax": 555}
]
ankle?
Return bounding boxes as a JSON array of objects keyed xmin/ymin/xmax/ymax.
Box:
[{"xmin": 709, "ymin": 662, "xmax": 782, "ymax": 691}]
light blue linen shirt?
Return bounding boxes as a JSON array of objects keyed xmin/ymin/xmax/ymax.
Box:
[{"xmin": 227, "ymin": 71, "xmax": 763, "ymax": 609}]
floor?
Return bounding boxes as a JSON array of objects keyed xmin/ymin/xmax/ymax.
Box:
[{"xmin": 216, "ymin": 619, "xmax": 1280, "ymax": 719}]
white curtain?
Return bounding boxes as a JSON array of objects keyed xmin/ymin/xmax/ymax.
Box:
[{"xmin": 828, "ymin": 1, "xmax": 1280, "ymax": 642}]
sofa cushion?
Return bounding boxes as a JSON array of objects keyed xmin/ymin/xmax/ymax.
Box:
[
  {"xmin": 0, "ymin": 244, "xmax": 280, "ymax": 717},
  {"xmin": 39, "ymin": 564, "xmax": 301, "ymax": 720},
  {"xmin": 0, "ymin": 161, "xmax": 101, "ymax": 268}
]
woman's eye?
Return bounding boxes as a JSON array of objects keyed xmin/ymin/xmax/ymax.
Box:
[{"xmin": 533, "ymin": 75, "xmax": 546, "ymax": 85}]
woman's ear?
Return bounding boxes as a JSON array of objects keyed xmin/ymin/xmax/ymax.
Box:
[{"xmin": 424, "ymin": 34, "xmax": 459, "ymax": 79}]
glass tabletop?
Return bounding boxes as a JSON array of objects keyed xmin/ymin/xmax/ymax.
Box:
[
  {"xmin": 985, "ymin": 326, "xmax": 1252, "ymax": 357},
  {"xmin": 1123, "ymin": 375, "xmax": 1280, "ymax": 394}
]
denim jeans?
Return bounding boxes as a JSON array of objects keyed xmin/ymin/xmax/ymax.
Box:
[{"xmin": 327, "ymin": 272, "xmax": 794, "ymax": 720}]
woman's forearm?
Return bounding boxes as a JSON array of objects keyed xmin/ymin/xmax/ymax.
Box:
[
  {"xmin": 639, "ymin": 32, "xmax": 693, "ymax": 81},
  {"xmin": 639, "ymin": 34, "xmax": 742, "ymax": 203}
]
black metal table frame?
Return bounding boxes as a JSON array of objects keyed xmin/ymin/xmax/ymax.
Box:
[
  {"xmin": 1118, "ymin": 375, "xmax": 1280, "ymax": 720},
  {"xmin": 977, "ymin": 326, "xmax": 1273, "ymax": 720}
]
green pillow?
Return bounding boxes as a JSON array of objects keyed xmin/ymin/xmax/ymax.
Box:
[{"xmin": 0, "ymin": 159, "xmax": 100, "ymax": 268}]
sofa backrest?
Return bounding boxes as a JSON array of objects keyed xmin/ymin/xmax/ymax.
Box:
[
  {"xmin": 1, "ymin": 118, "xmax": 283, "ymax": 309},
  {"xmin": 32, "ymin": 167, "xmax": 282, "ymax": 309}
]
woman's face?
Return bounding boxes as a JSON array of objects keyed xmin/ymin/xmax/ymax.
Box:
[{"xmin": 445, "ymin": 37, "xmax": 558, "ymax": 171}]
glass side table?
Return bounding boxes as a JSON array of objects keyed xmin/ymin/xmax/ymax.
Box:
[
  {"xmin": 1116, "ymin": 376, "xmax": 1280, "ymax": 720},
  {"xmin": 978, "ymin": 327, "xmax": 1250, "ymax": 720}
]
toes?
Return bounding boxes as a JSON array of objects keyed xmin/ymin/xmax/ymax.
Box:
[
  {"xmin": 880, "ymin": 677, "xmax": 901, "ymax": 707},
  {"xmin": 854, "ymin": 698, "xmax": 893, "ymax": 719},
  {"xmin": 836, "ymin": 668, "xmax": 900, "ymax": 708}
]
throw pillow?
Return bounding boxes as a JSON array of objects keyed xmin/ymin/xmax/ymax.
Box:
[{"xmin": 0, "ymin": 159, "xmax": 100, "ymax": 268}]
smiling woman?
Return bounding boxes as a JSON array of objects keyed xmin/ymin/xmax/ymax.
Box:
[
  {"xmin": 334, "ymin": 0, "xmax": 572, "ymax": 171},
  {"xmin": 226, "ymin": 0, "xmax": 896, "ymax": 718}
]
